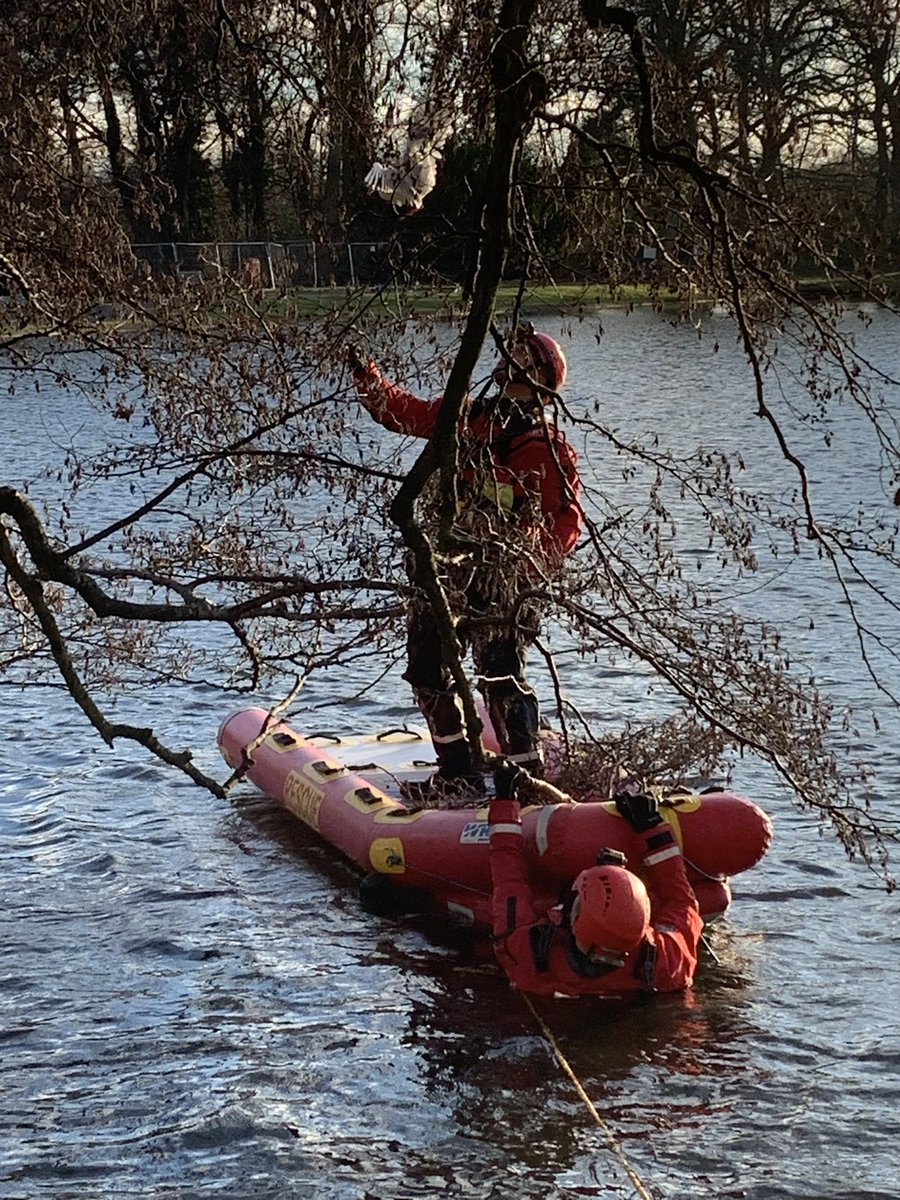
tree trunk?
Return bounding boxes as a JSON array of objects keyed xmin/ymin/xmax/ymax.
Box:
[
  {"xmin": 315, "ymin": 0, "xmax": 375, "ymax": 237},
  {"xmin": 388, "ymin": 0, "xmax": 546, "ymax": 769}
]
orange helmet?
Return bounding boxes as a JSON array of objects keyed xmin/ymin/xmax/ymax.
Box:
[
  {"xmin": 520, "ymin": 330, "xmax": 567, "ymax": 391},
  {"xmin": 570, "ymin": 865, "xmax": 651, "ymax": 963}
]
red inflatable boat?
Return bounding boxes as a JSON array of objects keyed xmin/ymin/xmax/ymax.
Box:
[{"xmin": 218, "ymin": 706, "xmax": 773, "ymax": 927}]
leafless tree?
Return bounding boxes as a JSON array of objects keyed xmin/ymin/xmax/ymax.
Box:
[{"xmin": 829, "ymin": 0, "xmax": 900, "ymax": 256}]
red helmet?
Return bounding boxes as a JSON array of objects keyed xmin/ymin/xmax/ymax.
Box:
[
  {"xmin": 521, "ymin": 330, "xmax": 567, "ymax": 391},
  {"xmin": 570, "ymin": 865, "xmax": 651, "ymax": 962}
]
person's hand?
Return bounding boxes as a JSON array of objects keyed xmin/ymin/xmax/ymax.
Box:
[
  {"xmin": 493, "ymin": 761, "xmax": 529, "ymax": 801},
  {"xmin": 346, "ymin": 343, "xmax": 368, "ymax": 374},
  {"xmin": 614, "ymin": 791, "xmax": 663, "ymax": 832}
]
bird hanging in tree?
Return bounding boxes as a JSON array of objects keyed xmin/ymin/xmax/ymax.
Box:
[{"xmin": 364, "ymin": 104, "xmax": 452, "ymax": 213}]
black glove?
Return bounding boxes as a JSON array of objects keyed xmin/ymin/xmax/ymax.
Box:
[
  {"xmin": 493, "ymin": 761, "xmax": 529, "ymax": 801},
  {"xmin": 346, "ymin": 343, "xmax": 367, "ymax": 374},
  {"xmin": 614, "ymin": 791, "xmax": 663, "ymax": 833}
]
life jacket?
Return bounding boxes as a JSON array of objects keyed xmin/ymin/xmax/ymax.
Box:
[{"xmin": 458, "ymin": 418, "xmax": 558, "ymax": 523}]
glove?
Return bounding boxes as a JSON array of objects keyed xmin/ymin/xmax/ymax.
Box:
[
  {"xmin": 346, "ymin": 343, "xmax": 368, "ymax": 374},
  {"xmin": 614, "ymin": 791, "xmax": 663, "ymax": 833},
  {"xmin": 493, "ymin": 761, "xmax": 529, "ymax": 801}
]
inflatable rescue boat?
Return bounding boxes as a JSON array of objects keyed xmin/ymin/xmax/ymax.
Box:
[{"xmin": 218, "ymin": 706, "xmax": 772, "ymax": 928}]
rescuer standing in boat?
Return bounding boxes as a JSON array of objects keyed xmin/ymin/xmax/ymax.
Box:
[
  {"xmin": 487, "ymin": 769, "xmax": 702, "ymax": 996},
  {"xmin": 348, "ymin": 326, "xmax": 582, "ymax": 801}
]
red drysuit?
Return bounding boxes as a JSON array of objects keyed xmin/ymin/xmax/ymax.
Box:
[
  {"xmin": 488, "ymin": 798, "xmax": 702, "ymax": 997},
  {"xmin": 352, "ymin": 366, "xmax": 581, "ymax": 558}
]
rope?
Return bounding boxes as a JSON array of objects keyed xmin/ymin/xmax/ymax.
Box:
[{"xmin": 521, "ymin": 993, "xmax": 656, "ymax": 1200}]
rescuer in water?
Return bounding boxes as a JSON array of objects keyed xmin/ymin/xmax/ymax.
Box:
[
  {"xmin": 348, "ymin": 326, "xmax": 582, "ymax": 802},
  {"xmin": 487, "ymin": 767, "xmax": 702, "ymax": 996}
]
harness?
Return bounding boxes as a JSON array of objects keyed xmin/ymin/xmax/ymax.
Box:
[
  {"xmin": 529, "ymin": 921, "xmax": 556, "ymax": 972},
  {"xmin": 632, "ymin": 940, "xmax": 658, "ymax": 992},
  {"xmin": 460, "ymin": 422, "xmax": 565, "ymax": 522}
]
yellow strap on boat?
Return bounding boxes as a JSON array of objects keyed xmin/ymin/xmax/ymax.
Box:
[{"xmin": 659, "ymin": 803, "xmax": 685, "ymax": 851}]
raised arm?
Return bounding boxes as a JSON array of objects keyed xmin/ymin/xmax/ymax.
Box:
[
  {"xmin": 615, "ymin": 793, "xmax": 703, "ymax": 991},
  {"xmin": 487, "ymin": 797, "xmax": 535, "ymax": 941},
  {"xmin": 347, "ymin": 348, "xmax": 440, "ymax": 439}
]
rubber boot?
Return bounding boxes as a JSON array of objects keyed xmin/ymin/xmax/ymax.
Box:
[
  {"xmin": 411, "ymin": 687, "xmax": 482, "ymax": 791},
  {"xmin": 485, "ymin": 683, "xmax": 544, "ymax": 776}
]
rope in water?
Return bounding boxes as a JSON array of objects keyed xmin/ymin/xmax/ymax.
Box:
[{"xmin": 521, "ymin": 993, "xmax": 655, "ymax": 1200}]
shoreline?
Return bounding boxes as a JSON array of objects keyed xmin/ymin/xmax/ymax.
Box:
[{"xmin": 2, "ymin": 277, "xmax": 897, "ymax": 343}]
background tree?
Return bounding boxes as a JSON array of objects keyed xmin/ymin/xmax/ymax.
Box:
[
  {"xmin": 708, "ymin": 0, "xmax": 840, "ymax": 182},
  {"xmin": 102, "ymin": 0, "xmax": 223, "ymax": 240},
  {"xmin": 833, "ymin": 0, "xmax": 900, "ymax": 259},
  {"xmin": 311, "ymin": 0, "xmax": 378, "ymax": 237}
]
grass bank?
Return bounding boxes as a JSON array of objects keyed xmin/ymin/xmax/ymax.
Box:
[
  {"xmin": 276, "ymin": 281, "xmax": 685, "ymax": 318},
  {"xmin": 270, "ymin": 273, "xmax": 900, "ymax": 319}
]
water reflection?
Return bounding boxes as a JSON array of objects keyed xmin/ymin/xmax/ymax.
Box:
[
  {"xmin": 332, "ymin": 908, "xmax": 758, "ymax": 1195},
  {"xmin": 4, "ymin": 309, "xmax": 900, "ymax": 1198}
]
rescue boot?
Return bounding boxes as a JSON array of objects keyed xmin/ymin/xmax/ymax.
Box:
[
  {"xmin": 485, "ymin": 682, "xmax": 544, "ymax": 776},
  {"xmin": 412, "ymin": 685, "xmax": 480, "ymax": 777}
]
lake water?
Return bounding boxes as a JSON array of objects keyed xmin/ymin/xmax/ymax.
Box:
[{"xmin": 2, "ymin": 307, "xmax": 899, "ymax": 1200}]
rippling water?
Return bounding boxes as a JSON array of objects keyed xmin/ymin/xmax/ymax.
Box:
[{"xmin": 2, "ymin": 308, "xmax": 899, "ymax": 1199}]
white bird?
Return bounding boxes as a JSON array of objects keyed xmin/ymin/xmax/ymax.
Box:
[{"xmin": 365, "ymin": 108, "xmax": 451, "ymax": 213}]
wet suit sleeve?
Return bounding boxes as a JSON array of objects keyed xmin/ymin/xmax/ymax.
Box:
[
  {"xmin": 508, "ymin": 428, "xmax": 582, "ymax": 558},
  {"xmin": 488, "ymin": 799, "xmax": 532, "ymax": 936},
  {"xmin": 351, "ymin": 363, "xmax": 440, "ymax": 438},
  {"xmin": 543, "ymin": 435, "xmax": 581, "ymax": 555},
  {"xmin": 487, "ymin": 799, "xmax": 547, "ymax": 987},
  {"xmin": 639, "ymin": 825, "xmax": 703, "ymax": 991}
]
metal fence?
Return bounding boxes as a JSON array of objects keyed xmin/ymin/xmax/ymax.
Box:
[{"xmin": 132, "ymin": 241, "xmax": 397, "ymax": 288}]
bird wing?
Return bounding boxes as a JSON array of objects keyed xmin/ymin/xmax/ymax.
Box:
[
  {"xmin": 365, "ymin": 101, "xmax": 454, "ymax": 210},
  {"xmin": 364, "ymin": 162, "xmax": 399, "ymax": 200}
]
